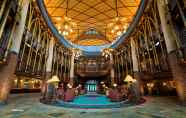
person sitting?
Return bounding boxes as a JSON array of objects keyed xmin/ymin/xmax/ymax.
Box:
[
  {"xmin": 57, "ymin": 82, "xmax": 65, "ymax": 100},
  {"xmin": 127, "ymin": 82, "xmax": 140, "ymax": 103},
  {"xmin": 64, "ymin": 84, "xmax": 76, "ymax": 102},
  {"xmin": 120, "ymin": 84, "xmax": 128, "ymax": 100},
  {"xmin": 107, "ymin": 84, "xmax": 122, "ymax": 102}
]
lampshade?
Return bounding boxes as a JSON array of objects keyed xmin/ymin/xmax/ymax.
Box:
[
  {"xmin": 47, "ymin": 75, "xmax": 60, "ymax": 83},
  {"xmin": 124, "ymin": 75, "xmax": 136, "ymax": 82}
]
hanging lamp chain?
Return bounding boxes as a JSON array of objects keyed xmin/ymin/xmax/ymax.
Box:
[
  {"xmin": 66, "ymin": 0, "xmax": 69, "ymax": 17},
  {"xmin": 115, "ymin": 0, "xmax": 119, "ymax": 17}
]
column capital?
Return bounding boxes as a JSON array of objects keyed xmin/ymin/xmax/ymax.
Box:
[{"xmin": 71, "ymin": 48, "xmax": 82, "ymax": 58}]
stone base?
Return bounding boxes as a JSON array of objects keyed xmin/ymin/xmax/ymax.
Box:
[
  {"xmin": 40, "ymin": 72, "xmax": 52, "ymax": 101},
  {"xmin": 0, "ymin": 52, "xmax": 18, "ymax": 103},
  {"xmin": 69, "ymin": 77, "xmax": 74, "ymax": 87},
  {"xmin": 133, "ymin": 72, "xmax": 144, "ymax": 96}
]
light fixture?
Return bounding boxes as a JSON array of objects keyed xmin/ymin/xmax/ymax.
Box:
[
  {"xmin": 67, "ymin": 83, "xmax": 72, "ymax": 88},
  {"xmin": 113, "ymin": 83, "xmax": 117, "ymax": 87},
  {"xmin": 111, "ymin": 30, "xmax": 115, "ymax": 33},
  {"xmin": 100, "ymin": 81, "xmax": 104, "ymax": 84},
  {"xmin": 73, "ymin": 48, "xmax": 82, "ymax": 59},
  {"xmin": 155, "ymin": 41, "xmax": 160, "ymax": 46},
  {"xmin": 57, "ymin": 25, "xmax": 61, "ymax": 30},
  {"xmin": 124, "ymin": 75, "xmax": 136, "ymax": 83},
  {"xmin": 47, "ymin": 75, "xmax": 60, "ymax": 83},
  {"xmin": 107, "ymin": 0, "xmax": 128, "ymax": 39},
  {"xmin": 58, "ymin": 0, "xmax": 76, "ymax": 37},
  {"xmin": 56, "ymin": 17, "xmax": 62, "ymax": 21},
  {"xmin": 114, "ymin": 25, "xmax": 119, "ymax": 30},
  {"xmin": 116, "ymin": 31, "xmax": 122, "ymax": 36},
  {"xmin": 102, "ymin": 48, "xmax": 113, "ymax": 58}
]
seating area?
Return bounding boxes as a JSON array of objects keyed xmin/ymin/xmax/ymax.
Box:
[{"xmin": 41, "ymin": 76, "xmax": 142, "ymax": 107}]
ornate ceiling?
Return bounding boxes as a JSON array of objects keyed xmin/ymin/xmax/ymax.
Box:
[{"xmin": 44, "ymin": 0, "xmax": 141, "ymax": 46}]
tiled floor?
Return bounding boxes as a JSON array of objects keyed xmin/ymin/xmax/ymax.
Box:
[{"xmin": 0, "ymin": 93, "xmax": 186, "ymax": 118}]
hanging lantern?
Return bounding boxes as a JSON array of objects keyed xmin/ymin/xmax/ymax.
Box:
[{"xmin": 106, "ymin": 0, "xmax": 129, "ymax": 39}]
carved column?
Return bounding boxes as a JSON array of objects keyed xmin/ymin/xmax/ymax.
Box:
[
  {"xmin": 41, "ymin": 38, "xmax": 55, "ymax": 100},
  {"xmin": 157, "ymin": 0, "xmax": 186, "ymax": 104},
  {"xmin": 131, "ymin": 38, "xmax": 144, "ymax": 99},
  {"xmin": 69, "ymin": 50, "xmax": 75, "ymax": 86},
  {"xmin": 110, "ymin": 53, "xmax": 115, "ymax": 85},
  {"xmin": 0, "ymin": 0, "xmax": 30, "ymax": 104}
]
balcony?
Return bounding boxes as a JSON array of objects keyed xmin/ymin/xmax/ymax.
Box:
[{"xmin": 76, "ymin": 60, "xmax": 110, "ymax": 77}]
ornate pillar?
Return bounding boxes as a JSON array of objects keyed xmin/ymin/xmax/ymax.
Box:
[
  {"xmin": 69, "ymin": 50, "xmax": 75, "ymax": 86},
  {"xmin": 110, "ymin": 53, "xmax": 115, "ymax": 85},
  {"xmin": 46, "ymin": 38, "xmax": 55, "ymax": 76},
  {"xmin": 41, "ymin": 38, "xmax": 55, "ymax": 100},
  {"xmin": 69, "ymin": 48, "xmax": 81, "ymax": 86},
  {"xmin": 131, "ymin": 38, "xmax": 144, "ymax": 96},
  {"xmin": 157, "ymin": 0, "xmax": 186, "ymax": 104},
  {"xmin": 102, "ymin": 48, "xmax": 115, "ymax": 85},
  {"xmin": 0, "ymin": 0, "xmax": 30, "ymax": 104}
]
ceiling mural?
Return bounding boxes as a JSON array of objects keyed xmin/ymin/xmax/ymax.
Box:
[{"xmin": 44, "ymin": 0, "xmax": 141, "ymax": 46}]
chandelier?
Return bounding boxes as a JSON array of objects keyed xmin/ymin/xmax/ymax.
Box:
[
  {"xmin": 107, "ymin": 17, "xmax": 128, "ymax": 36},
  {"xmin": 59, "ymin": 17, "xmax": 76, "ymax": 36},
  {"xmin": 102, "ymin": 48, "xmax": 114, "ymax": 59},
  {"xmin": 72, "ymin": 48, "xmax": 82, "ymax": 59},
  {"xmin": 107, "ymin": 0, "xmax": 128, "ymax": 38},
  {"xmin": 58, "ymin": 0, "xmax": 76, "ymax": 37}
]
